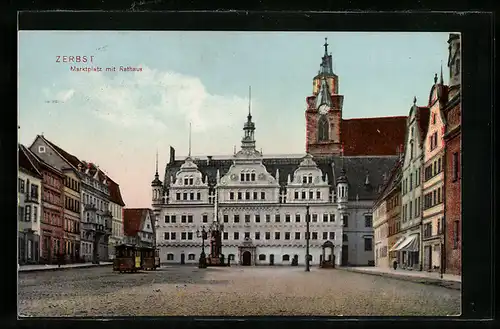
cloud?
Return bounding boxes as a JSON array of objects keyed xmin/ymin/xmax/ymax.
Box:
[{"xmin": 46, "ymin": 65, "xmax": 252, "ymax": 132}]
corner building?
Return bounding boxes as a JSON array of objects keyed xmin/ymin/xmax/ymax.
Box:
[{"xmin": 153, "ymin": 40, "xmax": 406, "ymax": 266}]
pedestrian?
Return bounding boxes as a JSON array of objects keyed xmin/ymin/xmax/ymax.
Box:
[{"xmin": 393, "ymin": 260, "xmax": 398, "ymax": 270}]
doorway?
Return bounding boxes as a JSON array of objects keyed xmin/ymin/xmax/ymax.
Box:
[
  {"xmin": 242, "ymin": 251, "xmax": 251, "ymax": 266},
  {"xmin": 341, "ymin": 246, "xmax": 348, "ymax": 266},
  {"xmin": 180, "ymin": 253, "xmax": 185, "ymax": 265},
  {"xmin": 269, "ymin": 254, "xmax": 274, "ymax": 265}
]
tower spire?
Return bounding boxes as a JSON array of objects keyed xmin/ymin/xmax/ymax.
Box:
[
  {"xmin": 241, "ymin": 86, "xmax": 256, "ymax": 151},
  {"xmin": 188, "ymin": 122, "xmax": 192, "ymax": 157},
  {"xmin": 440, "ymin": 60, "xmax": 444, "ymax": 84},
  {"xmin": 155, "ymin": 148, "xmax": 159, "ymax": 176},
  {"xmin": 324, "ymin": 37, "xmax": 329, "ymax": 56},
  {"xmin": 248, "ymin": 86, "xmax": 252, "ymax": 119}
]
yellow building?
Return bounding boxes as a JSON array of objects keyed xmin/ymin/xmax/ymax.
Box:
[{"xmin": 422, "ymin": 73, "xmax": 448, "ymax": 272}]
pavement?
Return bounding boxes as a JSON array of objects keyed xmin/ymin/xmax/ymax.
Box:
[
  {"xmin": 19, "ymin": 262, "xmax": 113, "ymax": 272},
  {"xmin": 18, "ymin": 265, "xmax": 461, "ymax": 317},
  {"xmin": 339, "ymin": 266, "xmax": 461, "ymax": 290}
]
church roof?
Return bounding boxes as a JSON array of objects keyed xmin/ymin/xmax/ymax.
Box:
[
  {"xmin": 164, "ymin": 154, "xmax": 399, "ymax": 201},
  {"xmin": 340, "ymin": 116, "xmax": 407, "ymax": 156}
]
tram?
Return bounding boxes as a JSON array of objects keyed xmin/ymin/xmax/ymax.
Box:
[
  {"xmin": 139, "ymin": 246, "xmax": 156, "ymax": 271},
  {"xmin": 113, "ymin": 244, "xmax": 141, "ymax": 273}
]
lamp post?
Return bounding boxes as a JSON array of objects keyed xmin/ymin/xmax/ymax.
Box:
[
  {"xmin": 305, "ymin": 204, "xmax": 310, "ymax": 272},
  {"xmin": 196, "ymin": 226, "xmax": 207, "ymax": 268}
]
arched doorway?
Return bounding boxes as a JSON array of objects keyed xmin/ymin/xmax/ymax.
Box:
[{"xmin": 242, "ymin": 251, "xmax": 252, "ymax": 266}]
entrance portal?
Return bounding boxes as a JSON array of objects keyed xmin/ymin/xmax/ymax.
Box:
[
  {"xmin": 242, "ymin": 251, "xmax": 252, "ymax": 266},
  {"xmin": 180, "ymin": 253, "xmax": 185, "ymax": 265}
]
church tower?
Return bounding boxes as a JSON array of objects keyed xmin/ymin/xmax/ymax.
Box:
[{"xmin": 305, "ymin": 38, "xmax": 344, "ymax": 156}]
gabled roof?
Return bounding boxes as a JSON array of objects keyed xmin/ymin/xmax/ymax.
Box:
[
  {"xmin": 415, "ymin": 106, "xmax": 430, "ymax": 144},
  {"xmin": 123, "ymin": 208, "xmax": 153, "ymax": 237},
  {"xmin": 374, "ymin": 157, "xmax": 403, "ymax": 207},
  {"xmin": 107, "ymin": 177, "xmax": 126, "ymax": 206},
  {"xmin": 30, "ymin": 151, "xmax": 64, "ymax": 177},
  {"xmin": 164, "ymin": 153, "xmax": 399, "ymax": 201},
  {"xmin": 18, "ymin": 144, "xmax": 42, "ymax": 178},
  {"xmin": 341, "ymin": 116, "xmax": 407, "ymax": 156},
  {"xmin": 38, "ymin": 135, "xmax": 82, "ymax": 170}
]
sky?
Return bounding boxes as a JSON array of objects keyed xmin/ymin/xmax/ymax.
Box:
[{"xmin": 18, "ymin": 31, "xmax": 452, "ymax": 208}]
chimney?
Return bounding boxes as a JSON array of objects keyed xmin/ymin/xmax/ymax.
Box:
[
  {"xmin": 169, "ymin": 146, "xmax": 175, "ymax": 164},
  {"xmin": 207, "ymin": 156, "xmax": 212, "ymax": 165}
]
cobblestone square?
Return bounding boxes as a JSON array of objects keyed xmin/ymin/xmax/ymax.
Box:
[{"xmin": 18, "ymin": 265, "xmax": 461, "ymax": 317}]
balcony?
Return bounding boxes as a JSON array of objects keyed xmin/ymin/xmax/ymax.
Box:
[
  {"xmin": 103, "ymin": 210, "xmax": 113, "ymax": 219},
  {"xmin": 24, "ymin": 193, "xmax": 39, "ymax": 204},
  {"xmin": 81, "ymin": 222, "xmax": 112, "ymax": 236}
]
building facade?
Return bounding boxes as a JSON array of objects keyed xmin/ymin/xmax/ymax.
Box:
[
  {"xmin": 62, "ymin": 168, "xmax": 82, "ymax": 262},
  {"xmin": 397, "ymin": 99, "xmax": 430, "ymax": 270},
  {"xmin": 386, "ymin": 159, "xmax": 403, "ymax": 269},
  {"xmin": 123, "ymin": 208, "xmax": 155, "ymax": 247},
  {"xmin": 107, "ymin": 178, "xmax": 126, "ymax": 259},
  {"xmin": 18, "ymin": 145, "xmax": 43, "ymax": 265},
  {"xmin": 444, "ymin": 33, "xmax": 461, "ymax": 275},
  {"xmin": 421, "ymin": 73, "xmax": 448, "ymax": 272},
  {"xmin": 372, "ymin": 191, "xmax": 388, "ymax": 268}
]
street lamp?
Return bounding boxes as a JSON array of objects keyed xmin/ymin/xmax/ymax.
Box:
[
  {"xmin": 305, "ymin": 204, "xmax": 310, "ymax": 272},
  {"xmin": 196, "ymin": 226, "xmax": 208, "ymax": 268}
]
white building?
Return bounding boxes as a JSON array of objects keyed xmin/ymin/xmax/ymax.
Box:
[
  {"xmin": 18, "ymin": 144, "xmax": 43, "ymax": 265},
  {"xmin": 153, "ymin": 105, "xmax": 397, "ymax": 266},
  {"xmin": 107, "ymin": 178, "xmax": 126, "ymax": 259},
  {"xmin": 397, "ymin": 98, "xmax": 430, "ymax": 270}
]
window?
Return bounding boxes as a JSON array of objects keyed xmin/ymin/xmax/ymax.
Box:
[
  {"xmin": 223, "ymin": 232, "xmax": 228, "ymax": 240},
  {"xmin": 282, "ymin": 254, "xmax": 290, "ymax": 261},
  {"xmin": 342, "ymin": 215, "xmax": 348, "ymax": 227},
  {"xmin": 294, "ymin": 191, "xmax": 299, "ymax": 199},
  {"xmin": 171, "ymin": 232, "xmax": 176, "ymax": 240},
  {"xmin": 246, "ymin": 173, "xmax": 250, "ymax": 181},
  {"xmin": 285, "ymin": 214, "xmax": 290, "ymax": 222},
  {"xmin": 438, "ymin": 188, "xmax": 441, "ymax": 203},
  {"xmin": 167, "ymin": 253, "xmax": 174, "ymax": 260},
  {"xmin": 25, "ymin": 205, "xmax": 31, "ymax": 222},
  {"xmin": 309, "ymin": 191, "xmax": 313, "ymax": 199},
  {"xmin": 410, "ymin": 142, "xmax": 414, "ymax": 160},
  {"xmin": 261, "ymin": 192, "xmax": 266, "ymax": 200},
  {"xmin": 312, "ymin": 214, "xmax": 318, "ymax": 222},
  {"xmin": 274, "ymin": 232, "xmax": 280, "ymax": 240},
  {"xmin": 323, "ymin": 232, "xmax": 328, "ymax": 239},
  {"xmin": 237, "ymin": 192, "xmax": 242, "ymax": 200},
  {"xmin": 190, "ymin": 192, "xmax": 194, "ymax": 200},
  {"xmin": 183, "ymin": 193, "xmax": 187, "ymax": 200},
  {"xmin": 302, "ymin": 176, "xmax": 307, "ymax": 184},
  {"xmin": 245, "ymin": 215, "xmax": 250, "ymax": 223},
  {"xmin": 187, "ymin": 215, "xmax": 193, "ymax": 223},
  {"xmin": 181, "ymin": 232, "xmax": 186, "ymax": 240},
  {"xmin": 229, "ymin": 192, "xmax": 234, "ymax": 200},
  {"xmin": 251, "ymin": 173, "xmax": 256, "ymax": 181},
  {"xmin": 181, "ymin": 215, "xmax": 187, "ymax": 223},
  {"xmin": 33, "ymin": 206, "xmax": 37, "ymax": 222},
  {"xmin": 265, "ymin": 232, "xmax": 271, "ymax": 240},
  {"xmin": 244, "ymin": 232, "xmax": 250, "ymax": 239},
  {"xmin": 188, "ymin": 254, "xmax": 196, "ymax": 260},
  {"xmin": 197, "ymin": 193, "xmax": 201, "ymax": 200},
  {"xmin": 301, "ymin": 191, "xmax": 306, "ymax": 199},
  {"xmin": 295, "ymin": 214, "xmax": 300, "ymax": 222},
  {"xmin": 171, "ymin": 215, "xmax": 176, "ymax": 223},
  {"xmin": 266, "ymin": 214, "xmax": 270, "ymax": 223},
  {"xmin": 295, "ymin": 232, "xmax": 301, "ymax": 239},
  {"xmin": 409, "ymin": 201, "xmax": 413, "ymax": 219},
  {"xmin": 255, "ymin": 215, "xmax": 260, "ymax": 223},
  {"xmin": 164, "ymin": 232, "xmax": 170, "ymax": 240},
  {"xmin": 19, "ymin": 179, "xmax": 25, "ymax": 193},
  {"xmin": 311, "ymin": 232, "xmax": 318, "ymax": 240},
  {"xmin": 253, "ymin": 191, "xmax": 258, "ymax": 200},
  {"xmin": 329, "ymin": 232, "xmax": 335, "ymax": 240},
  {"xmin": 316, "ymin": 191, "xmax": 321, "ymax": 199},
  {"xmin": 323, "ymin": 214, "xmax": 329, "ymax": 222},
  {"xmin": 364, "ymin": 215, "xmax": 372, "ymax": 227},
  {"xmin": 245, "ymin": 192, "xmax": 250, "ymax": 200},
  {"xmin": 285, "ymin": 232, "xmax": 290, "ymax": 240},
  {"xmin": 223, "ymin": 215, "xmax": 229, "ymax": 223},
  {"xmin": 453, "ymin": 220, "xmax": 460, "ymax": 249},
  {"xmin": 202, "ymin": 214, "xmax": 208, "ymax": 223},
  {"xmin": 364, "ymin": 238, "xmax": 373, "ymax": 251},
  {"xmin": 410, "ymin": 173, "xmax": 413, "ymax": 190},
  {"xmin": 234, "ymin": 232, "xmax": 239, "ymax": 240},
  {"xmin": 452, "ymin": 152, "xmax": 460, "ymax": 181},
  {"xmin": 259, "ymin": 254, "xmax": 266, "ymax": 261},
  {"xmin": 275, "ymin": 214, "xmax": 280, "ymax": 222},
  {"xmin": 234, "ymin": 215, "xmax": 240, "ymax": 223},
  {"xmin": 255, "ymin": 232, "xmax": 260, "ymax": 240}
]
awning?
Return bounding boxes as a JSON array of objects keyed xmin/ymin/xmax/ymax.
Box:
[
  {"xmin": 400, "ymin": 235, "xmax": 419, "ymax": 252},
  {"xmin": 389, "ymin": 236, "xmax": 406, "ymax": 252}
]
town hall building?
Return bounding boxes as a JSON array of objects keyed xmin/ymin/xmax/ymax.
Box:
[{"xmin": 152, "ymin": 39, "xmax": 407, "ymax": 266}]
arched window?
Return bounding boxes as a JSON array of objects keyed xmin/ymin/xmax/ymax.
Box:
[
  {"xmin": 167, "ymin": 253, "xmax": 174, "ymax": 260},
  {"xmin": 259, "ymin": 254, "xmax": 266, "ymax": 260},
  {"xmin": 282, "ymin": 254, "xmax": 290, "ymax": 261},
  {"xmin": 318, "ymin": 115, "xmax": 329, "ymax": 141}
]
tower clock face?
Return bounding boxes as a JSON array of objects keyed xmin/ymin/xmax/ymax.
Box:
[{"xmin": 318, "ymin": 104, "xmax": 330, "ymax": 115}]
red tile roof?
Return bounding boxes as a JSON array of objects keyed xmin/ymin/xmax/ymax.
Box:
[
  {"xmin": 341, "ymin": 116, "xmax": 407, "ymax": 156},
  {"xmin": 123, "ymin": 208, "xmax": 151, "ymax": 237}
]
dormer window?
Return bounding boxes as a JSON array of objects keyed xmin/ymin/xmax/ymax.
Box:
[
  {"xmin": 189, "ymin": 178, "xmax": 194, "ymax": 185},
  {"xmin": 240, "ymin": 173, "xmax": 245, "ymax": 181},
  {"xmin": 245, "ymin": 173, "xmax": 250, "ymax": 181},
  {"xmin": 308, "ymin": 175, "xmax": 313, "ymax": 184},
  {"xmin": 302, "ymin": 176, "xmax": 307, "ymax": 184},
  {"xmin": 251, "ymin": 173, "xmax": 256, "ymax": 181}
]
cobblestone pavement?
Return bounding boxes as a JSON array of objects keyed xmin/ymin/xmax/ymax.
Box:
[{"xmin": 18, "ymin": 265, "xmax": 461, "ymax": 317}]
